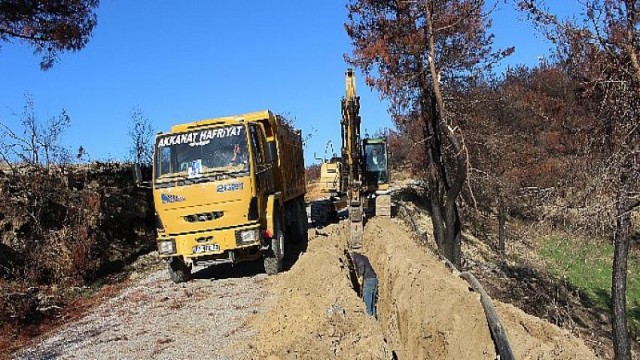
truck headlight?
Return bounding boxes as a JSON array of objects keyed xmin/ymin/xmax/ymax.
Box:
[
  {"xmin": 236, "ymin": 229, "xmax": 260, "ymax": 245},
  {"xmin": 158, "ymin": 239, "xmax": 176, "ymax": 255}
]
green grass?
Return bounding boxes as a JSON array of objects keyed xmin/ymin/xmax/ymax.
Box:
[{"xmin": 540, "ymin": 236, "xmax": 640, "ymax": 336}]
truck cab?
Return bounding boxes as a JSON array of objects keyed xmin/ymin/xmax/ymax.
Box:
[{"xmin": 152, "ymin": 111, "xmax": 306, "ymax": 282}]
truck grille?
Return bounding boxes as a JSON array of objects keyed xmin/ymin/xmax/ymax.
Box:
[{"xmin": 184, "ymin": 211, "xmax": 224, "ymax": 223}]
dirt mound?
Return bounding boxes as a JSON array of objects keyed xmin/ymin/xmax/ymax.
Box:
[
  {"xmin": 304, "ymin": 180, "xmax": 325, "ymax": 203},
  {"xmin": 251, "ymin": 215, "xmax": 596, "ymax": 359},
  {"xmin": 363, "ymin": 217, "xmax": 596, "ymax": 359},
  {"xmin": 250, "ymin": 222, "xmax": 390, "ymax": 359}
]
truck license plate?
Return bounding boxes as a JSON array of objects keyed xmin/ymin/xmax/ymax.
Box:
[{"xmin": 192, "ymin": 244, "xmax": 220, "ymax": 254}]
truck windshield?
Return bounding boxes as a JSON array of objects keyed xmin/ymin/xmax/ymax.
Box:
[{"xmin": 155, "ymin": 125, "xmax": 249, "ymax": 181}]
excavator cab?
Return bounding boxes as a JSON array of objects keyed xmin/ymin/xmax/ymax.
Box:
[
  {"xmin": 362, "ymin": 137, "xmax": 391, "ymax": 218},
  {"xmin": 363, "ymin": 138, "xmax": 390, "ymax": 191}
]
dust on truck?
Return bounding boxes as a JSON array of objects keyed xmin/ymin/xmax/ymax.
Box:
[{"xmin": 152, "ymin": 110, "xmax": 307, "ymax": 283}]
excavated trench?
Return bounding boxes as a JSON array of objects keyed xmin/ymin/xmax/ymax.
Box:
[
  {"xmin": 362, "ymin": 216, "xmax": 597, "ymax": 360},
  {"xmin": 337, "ymin": 207, "xmax": 502, "ymax": 359},
  {"xmin": 250, "ymin": 215, "xmax": 597, "ymax": 359},
  {"xmin": 362, "ymin": 218, "xmax": 497, "ymax": 359}
]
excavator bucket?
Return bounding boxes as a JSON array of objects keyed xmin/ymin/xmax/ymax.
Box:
[
  {"xmin": 348, "ymin": 184, "xmax": 364, "ymax": 249},
  {"xmin": 375, "ymin": 193, "xmax": 391, "ymax": 217}
]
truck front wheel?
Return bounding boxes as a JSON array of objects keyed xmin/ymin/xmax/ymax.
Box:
[
  {"xmin": 264, "ymin": 215, "xmax": 284, "ymax": 275},
  {"xmin": 168, "ymin": 256, "xmax": 191, "ymax": 283}
]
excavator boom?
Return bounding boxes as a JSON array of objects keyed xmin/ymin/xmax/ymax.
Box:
[{"xmin": 341, "ymin": 69, "xmax": 364, "ymax": 248}]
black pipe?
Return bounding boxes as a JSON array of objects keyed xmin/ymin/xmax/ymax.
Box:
[{"xmin": 459, "ymin": 271, "xmax": 515, "ymax": 360}]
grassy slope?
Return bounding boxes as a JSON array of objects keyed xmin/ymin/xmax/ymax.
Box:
[{"xmin": 540, "ymin": 236, "xmax": 640, "ymax": 337}]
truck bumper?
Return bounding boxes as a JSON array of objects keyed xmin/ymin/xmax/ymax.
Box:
[{"xmin": 156, "ymin": 223, "xmax": 262, "ymax": 259}]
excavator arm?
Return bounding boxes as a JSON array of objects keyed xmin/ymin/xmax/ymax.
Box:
[{"xmin": 341, "ymin": 69, "xmax": 364, "ymax": 248}]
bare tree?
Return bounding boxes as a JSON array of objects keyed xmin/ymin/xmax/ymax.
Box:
[
  {"xmin": 0, "ymin": 94, "xmax": 71, "ymax": 169},
  {"xmin": 346, "ymin": 0, "xmax": 512, "ymax": 266},
  {"xmin": 128, "ymin": 106, "xmax": 154, "ymax": 165},
  {"xmin": 519, "ymin": 1, "xmax": 640, "ymax": 358}
]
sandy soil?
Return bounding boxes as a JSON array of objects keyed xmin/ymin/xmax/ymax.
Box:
[
  {"xmin": 249, "ymin": 222, "xmax": 390, "ymax": 359},
  {"xmin": 14, "ymin": 208, "xmax": 598, "ymax": 360},
  {"xmin": 364, "ymin": 217, "xmax": 596, "ymax": 359},
  {"xmin": 250, "ymin": 216, "xmax": 597, "ymax": 359}
]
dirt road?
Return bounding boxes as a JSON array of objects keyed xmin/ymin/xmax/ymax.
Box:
[
  {"xmin": 13, "ymin": 261, "xmax": 267, "ymax": 360},
  {"xmin": 14, "ymin": 215, "xmax": 598, "ymax": 359}
]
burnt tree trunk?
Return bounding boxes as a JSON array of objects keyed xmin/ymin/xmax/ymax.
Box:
[
  {"xmin": 412, "ymin": 3, "xmax": 467, "ymax": 268},
  {"xmin": 427, "ymin": 5, "xmax": 466, "ymax": 267},
  {"xmin": 419, "ymin": 78, "xmax": 464, "ymax": 267},
  {"xmin": 611, "ymin": 189, "xmax": 631, "ymax": 360},
  {"xmin": 444, "ymin": 199, "xmax": 462, "ymax": 265}
]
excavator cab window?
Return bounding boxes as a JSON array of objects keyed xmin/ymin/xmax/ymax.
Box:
[{"xmin": 363, "ymin": 142, "xmax": 388, "ymax": 185}]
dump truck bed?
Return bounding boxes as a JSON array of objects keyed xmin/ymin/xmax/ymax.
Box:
[{"xmin": 271, "ymin": 115, "xmax": 305, "ymax": 203}]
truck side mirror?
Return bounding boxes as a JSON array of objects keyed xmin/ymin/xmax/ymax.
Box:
[
  {"xmin": 266, "ymin": 141, "xmax": 277, "ymax": 163},
  {"xmin": 134, "ymin": 163, "xmax": 143, "ymax": 184},
  {"xmin": 133, "ymin": 163, "xmax": 152, "ymax": 189}
]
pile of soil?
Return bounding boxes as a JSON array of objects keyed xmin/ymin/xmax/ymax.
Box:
[
  {"xmin": 395, "ymin": 184, "xmax": 631, "ymax": 358},
  {"xmin": 304, "ymin": 180, "xmax": 326, "ymax": 203},
  {"xmin": 250, "ymin": 222, "xmax": 390, "ymax": 359},
  {"xmin": 364, "ymin": 217, "xmax": 596, "ymax": 359},
  {"xmin": 250, "ymin": 215, "xmax": 597, "ymax": 359}
]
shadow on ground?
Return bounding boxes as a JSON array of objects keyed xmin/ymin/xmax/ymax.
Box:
[
  {"xmin": 393, "ymin": 186, "xmax": 432, "ymax": 214},
  {"xmin": 474, "ymin": 261, "xmax": 618, "ymax": 357},
  {"xmin": 191, "ymin": 227, "xmax": 310, "ymax": 281}
]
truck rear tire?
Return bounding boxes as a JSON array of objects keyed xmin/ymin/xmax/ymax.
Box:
[
  {"xmin": 299, "ymin": 197, "xmax": 309, "ymax": 241},
  {"xmin": 290, "ymin": 198, "xmax": 308, "ymax": 244},
  {"xmin": 168, "ymin": 256, "xmax": 191, "ymax": 283},
  {"xmin": 264, "ymin": 215, "xmax": 284, "ymax": 275}
]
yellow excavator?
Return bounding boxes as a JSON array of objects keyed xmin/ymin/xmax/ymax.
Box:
[
  {"xmin": 340, "ymin": 68, "xmax": 391, "ymax": 248},
  {"xmin": 310, "ymin": 141, "xmax": 342, "ymax": 225},
  {"xmin": 316, "ymin": 141, "xmax": 343, "ymax": 196},
  {"xmin": 310, "ymin": 69, "xmax": 391, "ymax": 238}
]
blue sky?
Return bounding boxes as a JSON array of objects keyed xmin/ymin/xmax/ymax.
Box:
[{"xmin": 0, "ymin": 0, "xmax": 580, "ymax": 165}]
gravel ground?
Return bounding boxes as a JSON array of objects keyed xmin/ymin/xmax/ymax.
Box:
[{"xmin": 13, "ymin": 259, "xmax": 268, "ymax": 360}]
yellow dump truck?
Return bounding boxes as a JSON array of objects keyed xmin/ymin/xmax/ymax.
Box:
[{"xmin": 152, "ymin": 110, "xmax": 307, "ymax": 282}]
